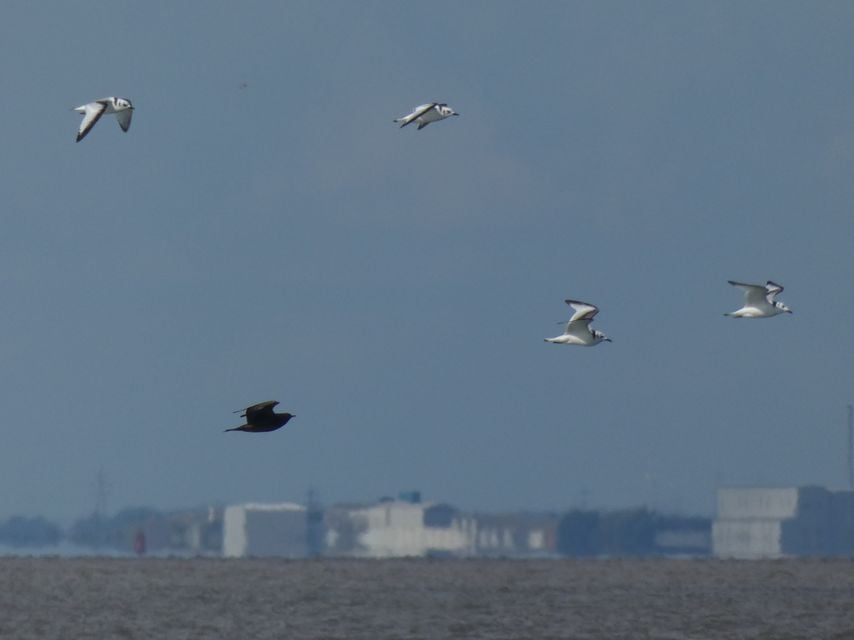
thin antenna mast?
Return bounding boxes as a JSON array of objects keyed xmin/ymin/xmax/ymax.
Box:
[
  {"xmin": 848, "ymin": 405, "xmax": 853, "ymax": 489},
  {"xmin": 93, "ymin": 468, "xmax": 112, "ymax": 518}
]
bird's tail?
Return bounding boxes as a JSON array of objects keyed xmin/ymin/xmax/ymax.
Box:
[
  {"xmin": 224, "ymin": 426, "xmax": 242, "ymax": 432},
  {"xmin": 394, "ymin": 116, "xmax": 412, "ymax": 128}
]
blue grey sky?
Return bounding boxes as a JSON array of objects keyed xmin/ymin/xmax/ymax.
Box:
[{"xmin": 2, "ymin": 2, "xmax": 853, "ymax": 520}]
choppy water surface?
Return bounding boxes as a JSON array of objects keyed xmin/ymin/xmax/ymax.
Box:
[{"xmin": 2, "ymin": 557, "xmax": 853, "ymax": 639}]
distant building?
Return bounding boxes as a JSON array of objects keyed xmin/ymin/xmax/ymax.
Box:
[
  {"xmin": 556, "ymin": 508, "xmax": 710, "ymax": 557},
  {"xmin": 712, "ymin": 486, "xmax": 854, "ymax": 558},
  {"xmin": 217, "ymin": 492, "xmax": 571, "ymax": 558},
  {"xmin": 223, "ymin": 502, "xmax": 308, "ymax": 558},
  {"xmin": 472, "ymin": 512, "xmax": 558, "ymax": 557},
  {"xmin": 323, "ymin": 493, "xmax": 559, "ymax": 558},
  {"xmin": 325, "ymin": 495, "xmax": 476, "ymax": 558}
]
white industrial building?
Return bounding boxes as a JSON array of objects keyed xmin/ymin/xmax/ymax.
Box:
[
  {"xmin": 221, "ymin": 493, "xmax": 558, "ymax": 558},
  {"xmin": 324, "ymin": 495, "xmax": 557, "ymax": 558},
  {"xmin": 222, "ymin": 502, "xmax": 308, "ymax": 558},
  {"xmin": 712, "ymin": 486, "xmax": 854, "ymax": 558},
  {"xmin": 326, "ymin": 498, "xmax": 476, "ymax": 557}
]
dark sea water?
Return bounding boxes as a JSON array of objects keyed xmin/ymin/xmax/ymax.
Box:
[{"xmin": 1, "ymin": 557, "xmax": 853, "ymax": 639}]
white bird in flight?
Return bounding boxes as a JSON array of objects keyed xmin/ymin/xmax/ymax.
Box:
[
  {"xmin": 725, "ymin": 280, "xmax": 792, "ymax": 318},
  {"xmin": 73, "ymin": 97, "xmax": 134, "ymax": 142},
  {"xmin": 545, "ymin": 300, "xmax": 612, "ymax": 346},
  {"xmin": 394, "ymin": 103, "xmax": 459, "ymax": 130}
]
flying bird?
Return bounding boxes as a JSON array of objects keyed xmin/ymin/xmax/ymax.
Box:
[
  {"xmin": 545, "ymin": 300, "xmax": 612, "ymax": 346},
  {"xmin": 394, "ymin": 103, "xmax": 459, "ymax": 130},
  {"xmin": 224, "ymin": 400, "xmax": 295, "ymax": 433},
  {"xmin": 725, "ymin": 280, "xmax": 792, "ymax": 318},
  {"xmin": 73, "ymin": 97, "xmax": 134, "ymax": 142}
]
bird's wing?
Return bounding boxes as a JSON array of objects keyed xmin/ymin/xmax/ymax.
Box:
[
  {"xmin": 764, "ymin": 281, "xmax": 784, "ymax": 299},
  {"xmin": 76, "ymin": 101, "xmax": 108, "ymax": 142},
  {"xmin": 728, "ymin": 281, "xmax": 767, "ymax": 307},
  {"xmin": 115, "ymin": 107, "xmax": 133, "ymax": 132},
  {"xmin": 396, "ymin": 103, "xmax": 437, "ymax": 128},
  {"xmin": 564, "ymin": 318, "xmax": 594, "ymax": 338},
  {"xmin": 564, "ymin": 299, "xmax": 600, "ymax": 322},
  {"xmin": 409, "ymin": 103, "xmax": 438, "ymax": 125},
  {"xmin": 411, "ymin": 103, "xmax": 438, "ymax": 118},
  {"xmin": 243, "ymin": 400, "xmax": 279, "ymax": 422}
]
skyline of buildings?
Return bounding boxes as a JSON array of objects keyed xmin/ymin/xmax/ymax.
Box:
[{"xmin": 3, "ymin": 485, "xmax": 854, "ymax": 559}]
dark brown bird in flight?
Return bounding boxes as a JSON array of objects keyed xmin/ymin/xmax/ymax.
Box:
[{"xmin": 225, "ymin": 400, "xmax": 295, "ymax": 433}]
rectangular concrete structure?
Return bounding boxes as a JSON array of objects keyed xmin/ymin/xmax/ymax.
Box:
[
  {"xmin": 713, "ymin": 486, "xmax": 854, "ymax": 558},
  {"xmin": 223, "ymin": 502, "xmax": 307, "ymax": 558}
]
